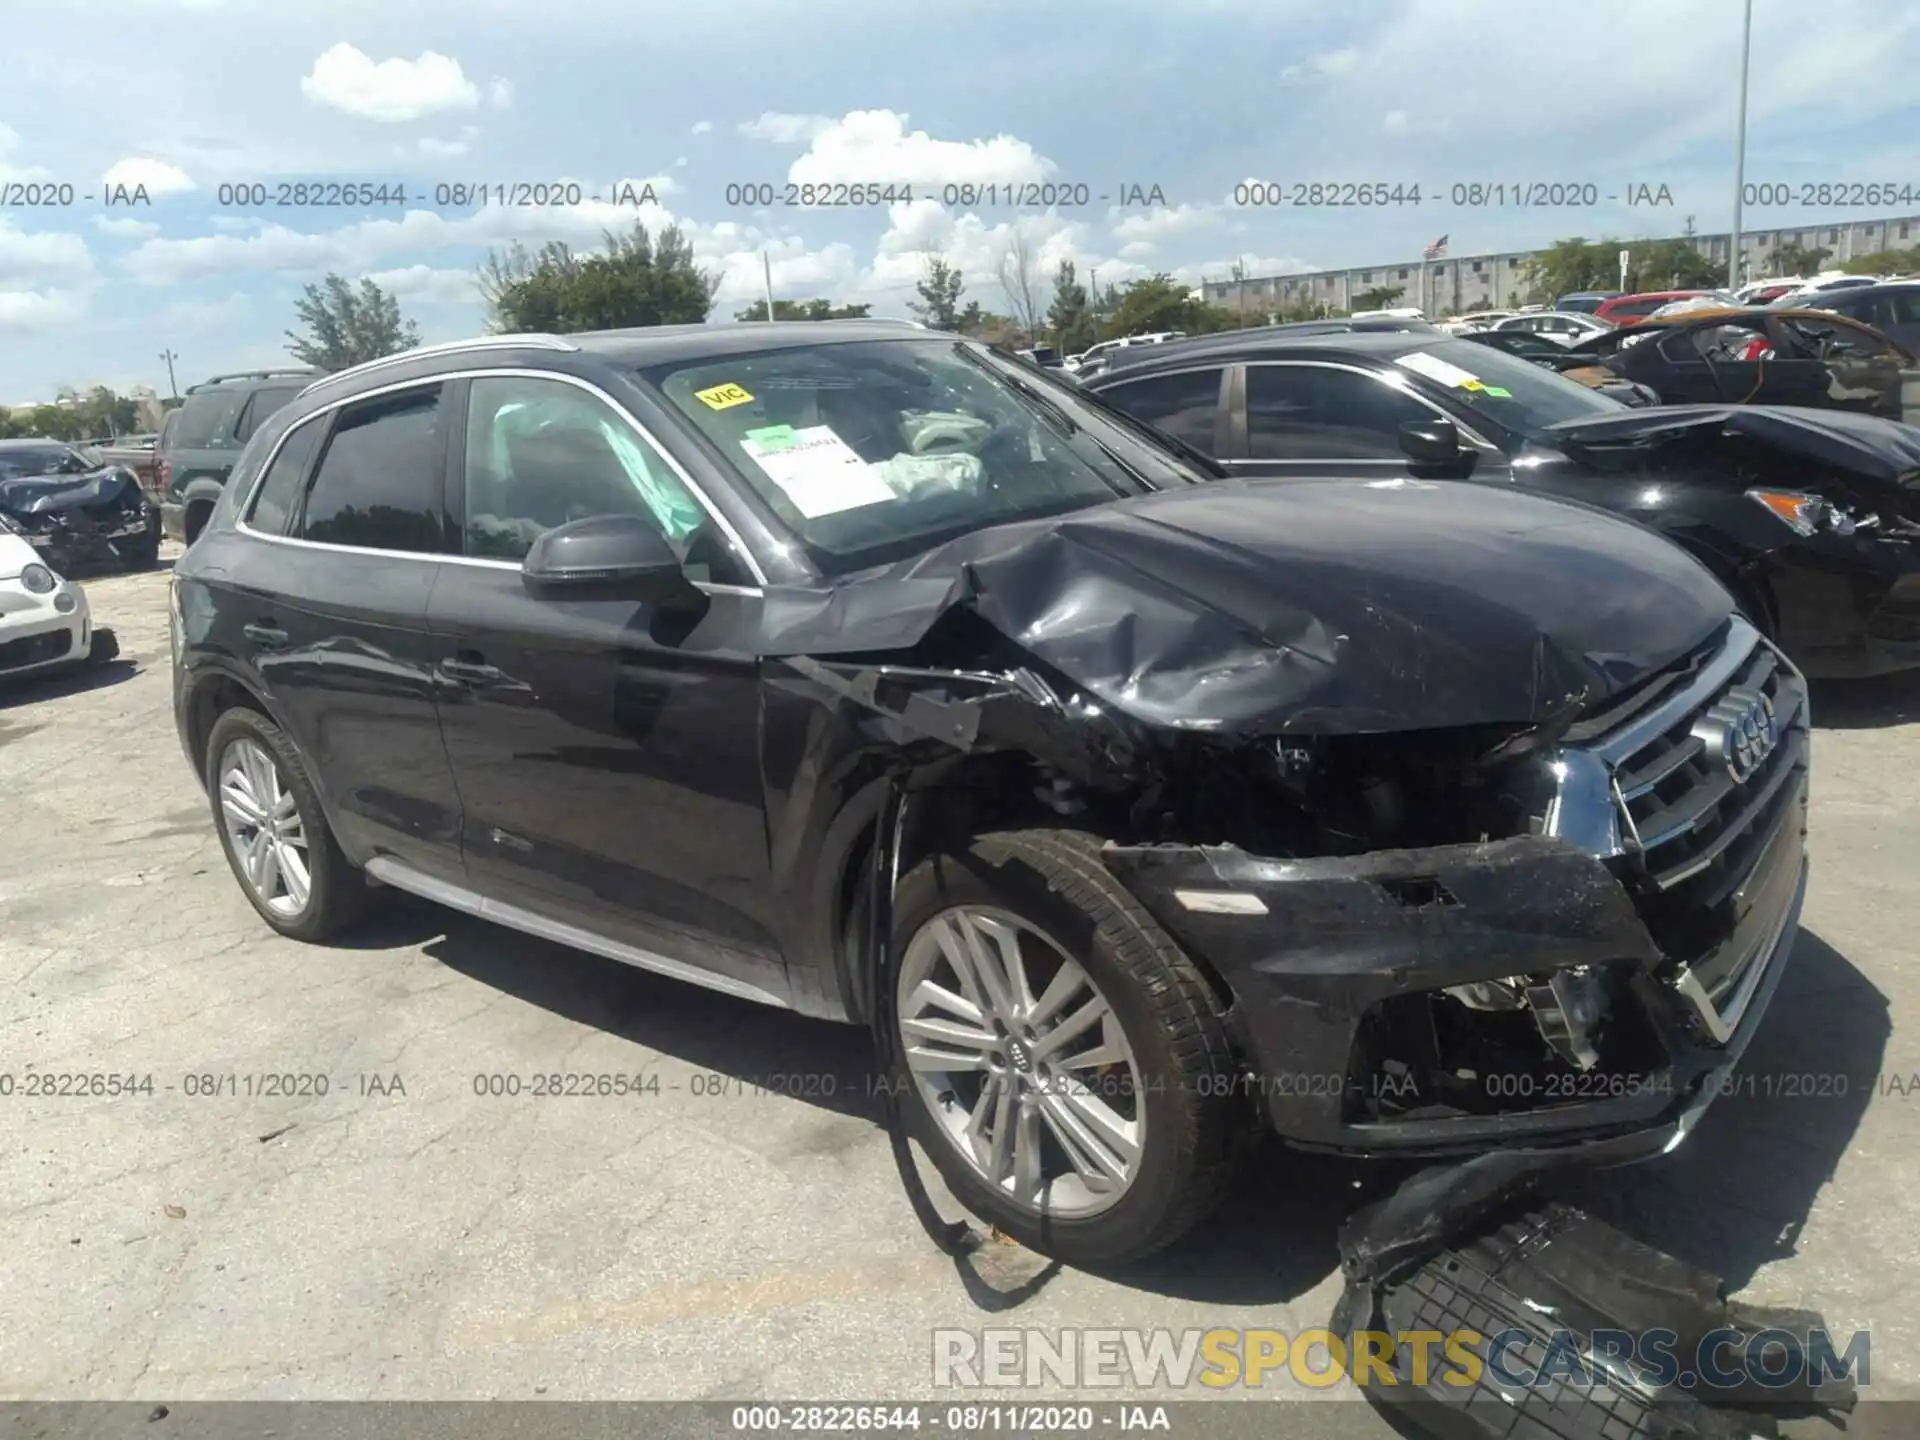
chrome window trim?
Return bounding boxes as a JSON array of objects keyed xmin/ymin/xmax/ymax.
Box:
[
  {"xmin": 1239, "ymin": 358, "xmax": 1502, "ymax": 452},
  {"xmin": 235, "ymin": 366, "xmax": 770, "ymax": 588},
  {"xmin": 296, "ymin": 334, "xmax": 579, "ymax": 399}
]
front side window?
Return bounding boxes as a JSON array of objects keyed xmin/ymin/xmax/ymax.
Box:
[
  {"xmin": 462, "ymin": 375, "xmax": 745, "ymax": 582},
  {"xmin": 647, "ymin": 338, "xmax": 1196, "ymax": 575},
  {"xmin": 246, "ymin": 418, "xmax": 327, "ymax": 536},
  {"xmin": 1097, "ymin": 368, "xmax": 1224, "ymax": 450},
  {"xmin": 298, "ymin": 386, "xmax": 445, "ymax": 553},
  {"xmin": 1245, "ymin": 365, "xmax": 1436, "ymax": 459}
]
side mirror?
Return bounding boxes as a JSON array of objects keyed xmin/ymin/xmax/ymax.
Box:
[
  {"xmin": 1399, "ymin": 417, "xmax": 1465, "ymax": 466},
  {"xmin": 521, "ymin": 513, "xmax": 702, "ymax": 607}
]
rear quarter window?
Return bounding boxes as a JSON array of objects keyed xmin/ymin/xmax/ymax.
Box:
[{"xmin": 170, "ymin": 389, "xmax": 249, "ymax": 449}]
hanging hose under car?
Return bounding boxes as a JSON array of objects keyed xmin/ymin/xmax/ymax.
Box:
[{"xmin": 867, "ymin": 780, "xmax": 987, "ymax": 1259}]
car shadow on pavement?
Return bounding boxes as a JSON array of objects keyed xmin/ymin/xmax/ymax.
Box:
[
  {"xmin": 0, "ymin": 657, "xmax": 140, "ymax": 708},
  {"xmin": 356, "ymin": 892, "xmax": 882, "ymax": 1124},
  {"xmin": 369, "ymin": 891, "xmax": 1886, "ymax": 1308},
  {"xmin": 1808, "ymin": 671, "xmax": 1920, "ymax": 728}
]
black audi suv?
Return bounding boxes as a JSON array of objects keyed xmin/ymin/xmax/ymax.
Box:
[{"xmin": 171, "ymin": 324, "xmax": 1807, "ymax": 1264}]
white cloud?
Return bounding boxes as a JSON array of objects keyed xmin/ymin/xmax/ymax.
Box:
[
  {"xmin": 1383, "ymin": 109, "xmax": 1450, "ymax": 136},
  {"xmin": 0, "ymin": 288, "xmax": 88, "ymax": 332},
  {"xmin": 102, "ymin": 157, "xmax": 195, "ymax": 195},
  {"xmin": 300, "ymin": 44, "xmax": 482, "ymax": 122},
  {"xmin": 1280, "ymin": 46, "xmax": 1361, "ymax": 80},
  {"xmin": 367, "ymin": 264, "xmax": 478, "ymax": 305},
  {"xmin": 690, "ymin": 120, "xmax": 714, "ymax": 136},
  {"xmin": 0, "ymin": 124, "xmax": 53, "ymax": 184},
  {"xmin": 418, "ymin": 136, "xmax": 470, "ymax": 157},
  {"xmin": 487, "ymin": 77, "xmax": 513, "ymax": 109},
  {"xmin": 787, "ymin": 110, "xmax": 1054, "ymax": 188},
  {"xmin": 0, "ymin": 220, "xmax": 93, "ymax": 289},
  {"xmin": 209, "ymin": 216, "xmax": 257, "ymax": 233},
  {"xmin": 1119, "ymin": 241, "xmax": 1156, "ymax": 260},
  {"xmin": 93, "ymin": 215, "xmax": 161, "ymax": 239},
  {"xmin": 675, "ymin": 156, "xmax": 689, "ymax": 168},
  {"xmin": 162, "ymin": 291, "xmax": 254, "ymax": 333},
  {"xmin": 739, "ymin": 112, "xmax": 834, "ymax": 143},
  {"xmin": 1111, "ymin": 203, "xmax": 1222, "ymax": 245}
]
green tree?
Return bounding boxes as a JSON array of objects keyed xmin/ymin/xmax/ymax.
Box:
[
  {"xmin": 1842, "ymin": 245, "xmax": 1920, "ymax": 275},
  {"xmin": 480, "ymin": 223, "xmax": 717, "ymax": 334},
  {"xmin": 735, "ymin": 298, "xmax": 872, "ymax": 321},
  {"xmin": 1046, "ymin": 260, "xmax": 1095, "ymax": 355},
  {"xmin": 1625, "ymin": 238, "xmax": 1723, "ymax": 291},
  {"xmin": 285, "ymin": 273, "xmax": 421, "ymax": 369},
  {"xmin": 1522, "ymin": 238, "xmax": 1619, "ymax": 301},
  {"xmin": 1352, "ymin": 285, "xmax": 1406, "ymax": 311},
  {"xmin": 1103, "ymin": 273, "xmax": 1205, "ymax": 337},
  {"xmin": 909, "ymin": 256, "xmax": 965, "ymax": 330},
  {"xmin": 1768, "ymin": 242, "xmax": 1832, "ymax": 277}
]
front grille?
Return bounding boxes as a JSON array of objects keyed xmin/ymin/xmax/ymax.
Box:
[
  {"xmin": 0, "ymin": 628, "xmax": 73, "ymax": 671},
  {"xmin": 1550, "ymin": 617, "xmax": 1810, "ymax": 1031}
]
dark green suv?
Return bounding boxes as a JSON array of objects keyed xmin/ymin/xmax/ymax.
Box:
[{"xmin": 157, "ymin": 369, "xmax": 323, "ymax": 543}]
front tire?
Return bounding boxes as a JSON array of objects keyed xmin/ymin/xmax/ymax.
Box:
[
  {"xmin": 887, "ymin": 829, "xmax": 1241, "ymax": 1266},
  {"xmin": 205, "ymin": 708, "xmax": 369, "ymax": 942}
]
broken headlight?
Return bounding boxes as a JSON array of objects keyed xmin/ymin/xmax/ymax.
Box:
[
  {"xmin": 1746, "ymin": 487, "xmax": 1875, "ymax": 537},
  {"xmin": 1443, "ymin": 966, "xmax": 1610, "ymax": 1071}
]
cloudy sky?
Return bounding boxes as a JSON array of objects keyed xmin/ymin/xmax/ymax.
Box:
[{"xmin": 2, "ymin": 0, "xmax": 1915, "ymax": 401}]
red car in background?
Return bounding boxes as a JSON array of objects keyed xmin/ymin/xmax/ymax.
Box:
[{"xmin": 1592, "ymin": 290, "xmax": 1718, "ymax": 326}]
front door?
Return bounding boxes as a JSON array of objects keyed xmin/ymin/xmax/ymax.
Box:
[
  {"xmin": 425, "ymin": 372, "xmax": 785, "ymax": 1001},
  {"xmin": 1226, "ymin": 361, "xmax": 1483, "ymax": 479}
]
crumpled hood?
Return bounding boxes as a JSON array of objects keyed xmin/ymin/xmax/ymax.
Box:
[
  {"xmin": 756, "ymin": 476, "xmax": 1733, "ymax": 736},
  {"xmin": 1545, "ymin": 404, "xmax": 1920, "ymax": 491},
  {"xmin": 0, "ymin": 468, "xmax": 138, "ymax": 514}
]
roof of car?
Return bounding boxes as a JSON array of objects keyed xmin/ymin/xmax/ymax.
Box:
[
  {"xmin": 286, "ymin": 321, "xmax": 946, "ymax": 405},
  {"xmin": 1088, "ymin": 328, "xmax": 1439, "ymax": 378}
]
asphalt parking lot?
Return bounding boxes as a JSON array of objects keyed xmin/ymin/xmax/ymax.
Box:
[{"xmin": 3, "ymin": 550, "xmax": 1918, "ymax": 1427}]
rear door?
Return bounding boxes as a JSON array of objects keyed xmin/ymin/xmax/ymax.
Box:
[
  {"xmin": 1771, "ymin": 313, "xmax": 1910, "ymax": 420},
  {"xmin": 231, "ymin": 382, "xmax": 466, "ymax": 880}
]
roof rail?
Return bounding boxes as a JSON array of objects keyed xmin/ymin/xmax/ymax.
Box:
[
  {"xmin": 297, "ymin": 334, "xmax": 581, "ymax": 398},
  {"xmin": 196, "ymin": 368, "xmax": 325, "ymax": 388}
]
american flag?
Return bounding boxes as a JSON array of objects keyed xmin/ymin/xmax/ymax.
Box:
[{"xmin": 1423, "ymin": 234, "xmax": 1449, "ymax": 259}]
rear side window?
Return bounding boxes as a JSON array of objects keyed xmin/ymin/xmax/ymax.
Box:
[
  {"xmin": 298, "ymin": 386, "xmax": 446, "ymax": 553},
  {"xmin": 1608, "ymin": 298, "xmax": 1669, "ymax": 318},
  {"xmin": 245, "ymin": 419, "xmax": 327, "ymax": 536},
  {"xmin": 234, "ymin": 386, "xmax": 307, "ymax": 444},
  {"xmin": 1097, "ymin": 368, "xmax": 1224, "ymax": 450},
  {"xmin": 171, "ymin": 389, "xmax": 249, "ymax": 449}
]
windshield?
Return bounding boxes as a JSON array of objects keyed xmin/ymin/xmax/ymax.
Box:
[
  {"xmin": 1389, "ymin": 339, "xmax": 1624, "ymax": 439},
  {"xmin": 0, "ymin": 445, "xmax": 88, "ymax": 479},
  {"xmin": 647, "ymin": 338, "xmax": 1208, "ymax": 575}
]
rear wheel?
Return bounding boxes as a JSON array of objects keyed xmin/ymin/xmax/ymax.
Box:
[
  {"xmin": 887, "ymin": 829, "xmax": 1242, "ymax": 1266},
  {"xmin": 206, "ymin": 708, "xmax": 369, "ymax": 942}
]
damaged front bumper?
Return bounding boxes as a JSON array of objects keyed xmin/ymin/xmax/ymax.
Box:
[{"xmin": 1106, "ymin": 819, "xmax": 1804, "ymax": 1164}]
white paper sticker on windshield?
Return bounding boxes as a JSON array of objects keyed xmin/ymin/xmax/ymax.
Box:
[
  {"xmin": 739, "ymin": 424, "xmax": 895, "ymax": 519},
  {"xmin": 1394, "ymin": 351, "xmax": 1483, "ymax": 388}
]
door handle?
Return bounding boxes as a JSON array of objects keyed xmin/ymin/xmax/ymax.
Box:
[
  {"xmin": 439, "ymin": 656, "xmax": 505, "ymax": 685},
  {"xmin": 243, "ymin": 622, "xmax": 288, "ymax": 649}
]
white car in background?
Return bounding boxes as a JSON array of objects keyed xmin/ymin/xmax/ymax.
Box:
[
  {"xmin": 1438, "ymin": 310, "xmax": 1519, "ymax": 334},
  {"xmin": 0, "ymin": 530, "xmax": 106, "ymax": 683},
  {"xmin": 1493, "ymin": 311, "xmax": 1614, "ymax": 344}
]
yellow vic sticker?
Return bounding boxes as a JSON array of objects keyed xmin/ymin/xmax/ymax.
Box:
[{"xmin": 695, "ymin": 382, "xmax": 755, "ymax": 410}]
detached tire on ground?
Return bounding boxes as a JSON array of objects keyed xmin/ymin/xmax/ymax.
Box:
[
  {"xmin": 887, "ymin": 828, "xmax": 1242, "ymax": 1266},
  {"xmin": 204, "ymin": 707, "xmax": 370, "ymax": 943}
]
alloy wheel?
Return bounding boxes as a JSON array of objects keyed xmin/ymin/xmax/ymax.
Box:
[
  {"xmin": 218, "ymin": 737, "xmax": 311, "ymax": 917},
  {"xmin": 896, "ymin": 905, "xmax": 1145, "ymax": 1218}
]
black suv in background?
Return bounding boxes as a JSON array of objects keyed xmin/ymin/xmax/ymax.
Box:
[
  {"xmin": 171, "ymin": 325, "xmax": 1803, "ymax": 1265},
  {"xmin": 1089, "ymin": 329, "xmax": 1920, "ymax": 677},
  {"xmin": 157, "ymin": 369, "xmax": 322, "ymax": 544}
]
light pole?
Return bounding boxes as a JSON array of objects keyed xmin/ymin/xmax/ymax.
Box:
[
  {"xmin": 158, "ymin": 348, "xmax": 179, "ymax": 399},
  {"xmin": 1728, "ymin": 0, "xmax": 1754, "ymax": 289}
]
